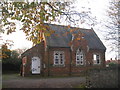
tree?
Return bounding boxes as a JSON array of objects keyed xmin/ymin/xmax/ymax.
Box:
[
  {"xmin": 11, "ymin": 50, "xmax": 19, "ymax": 59},
  {"xmin": 15, "ymin": 47, "xmax": 29, "ymax": 57},
  {"xmin": 10, "ymin": 50, "xmax": 21, "ymax": 69},
  {"xmin": 1, "ymin": 44, "xmax": 22, "ymax": 72},
  {"xmin": 104, "ymin": 0, "xmax": 119, "ymax": 53},
  {"xmin": 1, "ymin": 0, "xmax": 95, "ymax": 45},
  {"xmin": 1, "ymin": 44, "xmax": 11, "ymax": 60}
]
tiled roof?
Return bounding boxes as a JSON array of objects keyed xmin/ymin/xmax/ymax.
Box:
[{"xmin": 45, "ymin": 23, "xmax": 106, "ymax": 50}]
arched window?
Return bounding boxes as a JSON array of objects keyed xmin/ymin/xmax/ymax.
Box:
[{"xmin": 76, "ymin": 49, "xmax": 84, "ymax": 65}]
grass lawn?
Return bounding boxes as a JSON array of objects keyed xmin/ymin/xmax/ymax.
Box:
[
  {"xmin": 2, "ymin": 72, "xmax": 85, "ymax": 80},
  {"xmin": 2, "ymin": 72, "xmax": 86, "ymax": 88},
  {"xmin": 74, "ymin": 84, "xmax": 86, "ymax": 88},
  {"xmin": 2, "ymin": 73, "xmax": 22, "ymax": 80}
]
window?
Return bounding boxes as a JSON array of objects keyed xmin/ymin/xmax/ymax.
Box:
[
  {"xmin": 93, "ymin": 54, "xmax": 100, "ymax": 64},
  {"xmin": 76, "ymin": 49, "xmax": 84, "ymax": 65},
  {"xmin": 54, "ymin": 51, "xmax": 64, "ymax": 65}
]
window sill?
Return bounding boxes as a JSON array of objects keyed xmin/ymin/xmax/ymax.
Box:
[
  {"xmin": 53, "ymin": 64, "xmax": 65, "ymax": 67},
  {"xmin": 75, "ymin": 65, "xmax": 85, "ymax": 67},
  {"xmin": 93, "ymin": 64, "xmax": 101, "ymax": 65}
]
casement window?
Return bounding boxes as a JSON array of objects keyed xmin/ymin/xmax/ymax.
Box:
[
  {"xmin": 54, "ymin": 51, "xmax": 64, "ymax": 65},
  {"xmin": 93, "ymin": 54, "xmax": 100, "ymax": 64},
  {"xmin": 76, "ymin": 49, "xmax": 84, "ymax": 65}
]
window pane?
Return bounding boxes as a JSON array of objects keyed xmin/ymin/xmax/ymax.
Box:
[
  {"xmin": 55, "ymin": 59, "xmax": 59, "ymax": 64},
  {"xmin": 80, "ymin": 55, "xmax": 83, "ymax": 60},
  {"xmin": 60, "ymin": 55, "xmax": 63, "ymax": 59},
  {"xmin": 55, "ymin": 57, "xmax": 58, "ymax": 60},
  {"xmin": 54, "ymin": 51, "xmax": 64, "ymax": 65},
  {"xmin": 60, "ymin": 55, "xmax": 62, "ymax": 57},
  {"xmin": 55, "ymin": 56, "xmax": 58, "ymax": 58},
  {"xmin": 60, "ymin": 58, "xmax": 64, "ymax": 64},
  {"xmin": 97, "ymin": 60, "xmax": 99, "ymax": 64},
  {"xmin": 76, "ymin": 56, "xmax": 79, "ymax": 60},
  {"xmin": 77, "ymin": 61, "xmax": 80, "ymax": 64},
  {"xmin": 55, "ymin": 53, "xmax": 58, "ymax": 55},
  {"xmin": 81, "ymin": 56, "xmax": 83, "ymax": 58},
  {"xmin": 93, "ymin": 54, "xmax": 97, "ymax": 60},
  {"xmin": 60, "ymin": 53, "xmax": 62, "ymax": 55},
  {"xmin": 55, "ymin": 59, "xmax": 59, "ymax": 61},
  {"xmin": 60, "ymin": 61, "xmax": 63, "ymax": 64},
  {"xmin": 76, "ymin": 52, "xmax": 79, "ymax": 55},
  {"xmin": 80, "ymin": 61, "xmax": 83, "ymax": 64},
  {"xmin": 96, "ymin": 55, "xmax": 99, "ymax": 59},
  {"xmin": 76, "ymin": 49, "xmax": 84, "ymax": 65},
  {"xmin": 93, "ymin": 54, "xmax": 100, "ymax": 64},
  {"xmin": 55, "ymin": 62, "xmax": 59, "ymax": 64}
]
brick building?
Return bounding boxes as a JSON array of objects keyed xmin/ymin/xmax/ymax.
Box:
[
  {"xmin": 21, "ymin": 23, "xmax": 106, "ymax": 76},
  {"xmin": 106, "ymin": 58, "xmax": 120, "ymax": 67}
]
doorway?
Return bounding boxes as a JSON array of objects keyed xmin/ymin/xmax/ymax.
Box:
[{"xmin": 31, "ymin": 57, "xmax": 41, "ymax": 74}]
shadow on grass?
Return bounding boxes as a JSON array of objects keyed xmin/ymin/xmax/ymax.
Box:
[{"xmin": 2, "ymin": 71, "xmax": 22, "ymax": 80}]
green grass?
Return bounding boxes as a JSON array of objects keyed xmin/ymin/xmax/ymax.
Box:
[
  {"xmin": 2, "ymin": 72, "xmax": 86, "ymax": 80},
  {"xmin": 26, "ymin": 75, "xmax": 68, "ymax": 79},
  {"xmin": 26, "ymin": 74, "xmax": 85, "ymax": 79},
  {"xmin": 2, "ymin": 73, "xmax": 70, "ymax": 80},
  {"xmin": 2, "ymin": 73, "xmax": 71, "ymax": 80},
  {"xmin": 74, "ymin": 84, "xmax": 86, "ymax": 88},
  {"xmin": 2, "ymin": 84, "xmax": 8, "ymax": 88},
  {"xmin": 2, "ymin": 73, "xmax": 22, "ymax": 80}
]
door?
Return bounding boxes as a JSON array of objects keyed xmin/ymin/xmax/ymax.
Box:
[{"xmin": 31, "ymin": 57, "xmax": 40, "ymax": 74}]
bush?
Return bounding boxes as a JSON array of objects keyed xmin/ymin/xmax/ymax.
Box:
[
  {"xmin": 2, "ymin": 58, "xmax": 22, "ymax": 72},
  {"xmin": 88, "ymin": 67, "xmax": 118, "ymax": 88},
  {"xmin": 2, "ymin": 44, "xmax": 22, "ymax": 73},
  {"xmin": 109, "ymin": 63, "xmax": 117, "ymax": 67}
]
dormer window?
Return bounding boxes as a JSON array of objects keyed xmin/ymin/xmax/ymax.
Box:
[{"xmin": 76, "ymin": 49, "xmax": 84, "ymax": 65}]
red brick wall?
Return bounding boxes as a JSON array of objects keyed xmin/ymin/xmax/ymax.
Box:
[
  {"xmin": 87, "ymin": 49, "xmax": 106, "ymax": 68},
  {"xmin": 43, "ymin": 47, "xmax": 71, "ymax": 76},
  {"xmin": 43, "ymin": 46, "xmax": 105, "ymax": 76},
  {"xmin": 23, "ymin": 41, "xmax": 45, "ymax": 76},
  {"xmin": 22, "ymin": 40, "xmax": 106, "ymax": 76}
]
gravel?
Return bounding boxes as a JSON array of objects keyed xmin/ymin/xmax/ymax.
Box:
[{"xmin": 2, "ymin": 76, "xmax": 86, "ymax": 88}]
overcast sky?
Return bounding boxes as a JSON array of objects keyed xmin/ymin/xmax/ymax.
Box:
[{"xmin": 1, "ymin": 0, "xmax": 117, "ymax": 60}]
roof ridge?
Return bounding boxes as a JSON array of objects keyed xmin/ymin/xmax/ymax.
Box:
[
  {"xmin": 44, "ymin": 23, "xmax": 92, "ymax": 31},
  {"xmin": 92, "ymin": 30, "xmax": 106, "ymax": 50}
]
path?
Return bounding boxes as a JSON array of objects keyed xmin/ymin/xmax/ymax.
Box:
[{"xmin": 2, "ymin": 75, "xmax": 86, "ymax": 88}]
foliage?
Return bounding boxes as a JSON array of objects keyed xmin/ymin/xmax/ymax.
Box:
[
  {"xmin": 2, "ymin": 44, "xmax": 21, "ymax": 72},
  {"xmin": 1, "ymin": 1, "xmax": 72, "ymax": 44},
  {"xmin": 0, "ymin": 40, "xmax": 14, "ymax": 59},
  {"xmin": 1, "ymin": 0, "xmax": 95, "ymax": 45},
  {"xmin": 1, "ymin": 44, "xmax": 11, "ymax": 59},
  {"xmin": 108, "ymin": 62, "xmax": 118, "ymax": 68}
]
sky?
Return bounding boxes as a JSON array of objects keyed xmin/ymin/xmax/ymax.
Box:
[{"xmin": 0, "ymin": 0, "xmax": 117, "ymax": 60}]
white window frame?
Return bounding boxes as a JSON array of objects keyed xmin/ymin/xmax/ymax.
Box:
[
  {"xmin": 93, "ymin": 54, "xmax": 101, "ymax": 65},
  {"xmin": 54, "ymin": 51, "xmax": 65, "ymax": 65},
  {"xmin": 76, "ymin": 49, "xmax": 84, "ymax": 65}
]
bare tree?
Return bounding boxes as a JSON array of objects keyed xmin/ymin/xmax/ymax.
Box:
[{"xmin": 101, "ymin": 0, "xmax": 120, "ymax": 59}]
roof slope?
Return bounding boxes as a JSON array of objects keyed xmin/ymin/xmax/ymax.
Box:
[{"xmin": 45, "ymin": 23, "xmax": 106, "ymax": 50}]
